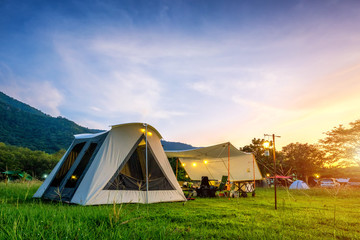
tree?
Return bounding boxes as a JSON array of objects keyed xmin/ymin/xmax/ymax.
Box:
[
  {"xmin": 0, "ymin": 142, "xmax": 63, "ymax": 178},
  {"xmin": 241, "ymin": 138, "xmax": 282, "ymax": 176},
  {"xmin": 281, "ymin": 143, "xmax": 324, "ymax": 183},
  {"xmin": 319, "ymin": 120, "xmax": 360, "ymax": 167},
  {"xmin": 168, "ymin": 157, "xmax": 188, "ymax": 181}
]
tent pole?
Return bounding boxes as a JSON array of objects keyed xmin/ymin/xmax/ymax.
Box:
[
  {"xmin": 272, "ymin": 134, "xmax": 277, "ymax": 210},
  {"xmin": 252, "ymin": 154, "xmax": 256, "ymax": 196},
  {"xmin": 227, "ymin": 142, "xmax": 230, "ymax": 192},
  {"xmin": 145, "ymin": 123, "xmax": 149, "ymax": 204},
  {"xmin": 264, "ymin": 133, "xmax": 280, "ymax": 210},
  {"xmin": 176, "ymin": 158, "xmax": 178, "ymax": 180}
]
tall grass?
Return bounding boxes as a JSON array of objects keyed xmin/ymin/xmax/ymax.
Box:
[{"xmin": 0, "ymin": 182, "xmax": 359, "ymax": 239}]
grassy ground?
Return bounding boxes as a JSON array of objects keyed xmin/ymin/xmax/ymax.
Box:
[{"xmin": 0, "ymin": 182, "xmax": 360, "ymax": 240}]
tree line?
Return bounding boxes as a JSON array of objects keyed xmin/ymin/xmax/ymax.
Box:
[
  {"xmin": 1, "ymin": 119, "xmax": 360, "ymax": 182},
  {"xmin": 241, "ymin": 119, "xmax": 360, "ymax": 183},
  {"xmin": 0, "ymin": 143, "xmax": 65, "ymax": 179}
]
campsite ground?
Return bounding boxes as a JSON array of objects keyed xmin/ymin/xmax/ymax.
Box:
[{"xmin": 1, "ymin": 182, "xmax": 359, "ymax": 239}]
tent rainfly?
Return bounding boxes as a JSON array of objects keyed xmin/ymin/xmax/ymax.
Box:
[
  {"xmin": 165, "ymin": 143, "xmax": 263, "ymax": 182},
  {"xmin": 33, "ymin": 123, "xmax": 186, "ymax": 205}
]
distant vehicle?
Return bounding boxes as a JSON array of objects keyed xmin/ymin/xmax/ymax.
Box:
[
  {"xmin": 348, "ymin": 178, "xmax": 360, "ymax": 187},
  {"xmin": 320, "ymin": 178, "xmax": 340, "ymax": 188}
]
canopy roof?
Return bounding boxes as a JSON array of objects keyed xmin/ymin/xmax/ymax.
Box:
[
  {"xmin": 166, "ymin": 142, "xmax": 248, "ymax": 159},
  {"xmin": 166, "ymin": 142, "xmax": 263, "ymax": 181}
]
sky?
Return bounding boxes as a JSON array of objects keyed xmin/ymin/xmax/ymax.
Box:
[{"xmin": 1, "ymin": 0, "xmax": 360, "ymax": 149}]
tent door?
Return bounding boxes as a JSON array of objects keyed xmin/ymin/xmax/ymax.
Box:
[{"xmin": 103, "ymin": 135, "xmax": 175, "ymax": 191}]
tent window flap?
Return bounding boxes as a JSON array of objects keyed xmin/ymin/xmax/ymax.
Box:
[
  {"xmin": 50, "ymin": 142, "xmax": 86, "ymax": 187},
  {"xmin": 65, "ymin": 142, "xmax": 98, "ymax": 188}
]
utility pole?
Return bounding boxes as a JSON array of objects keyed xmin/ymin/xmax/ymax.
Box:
[{"xmin": 264, "ymin": 134, "xmax": 281, "ymax": 210}]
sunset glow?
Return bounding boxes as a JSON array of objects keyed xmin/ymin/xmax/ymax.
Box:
[{"xmin": 1, "ymin": 1, "xmax": 360, "ymax": 148}]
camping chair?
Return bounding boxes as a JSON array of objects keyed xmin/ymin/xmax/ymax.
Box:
[
  {"xmin": 218, "ymin": 175, "xmax": 228, "ymax": 191},
  {"xmin": 235, "ymin": 182, "xmax": 255, "ymax": 198},
  {"xmin": 196, "ymin": 176, "xmax": 217, "ymax": 197}
]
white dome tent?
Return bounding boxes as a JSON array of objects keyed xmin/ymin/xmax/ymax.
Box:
[{"xmin": 33, "ymin": 123, "xmax": 186, "ymax": 205}]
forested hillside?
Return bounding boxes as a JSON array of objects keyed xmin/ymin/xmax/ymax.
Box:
[
  {"xmin": 0, "ymin": 92, "xmax": 196, "ymax": 153},
  {"xmin": 0, "ymin": 92, "xmax": 101, "ymax": 153}
]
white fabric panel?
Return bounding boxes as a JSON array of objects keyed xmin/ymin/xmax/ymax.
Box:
[
  {"xmin": 166, "ymin": 143, "xmax": 263, "ymax": 181},
  {"xmin": 147, "ymin": 131, "xmax": 186, "ymax": 201},
  {"xmin": 86, "ymin": 190, "xmax": 184, "ymax": 205},
  {"xmin": 71, "ymin": 125, "xmax": 141, "ymax": 204},
  {"xmin": 70, "ymin": 123, "xmax": 185, "ymax": 205},
  {"xmin": 178, "ymin": 154, "xmax": 262, "ymax": 181},
  {"xmin": 32, "ymin": 144, "xmax": 73, "ymax": 198},
  {"xmin": 111, "ymin": 122, "xmax": 163, "ymax": 139}
]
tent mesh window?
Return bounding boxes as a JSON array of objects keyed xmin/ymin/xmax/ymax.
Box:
[
  {"xmin": 104, "ymin": 141, "xmax": 174, "ymax": 191},
  {"xmin": 50, "ymin": 142, "xmax": 86, "ymax": 187},
  {"xmin": 64, "ymin": 142, "xmax": 98, "ymax": 188}
]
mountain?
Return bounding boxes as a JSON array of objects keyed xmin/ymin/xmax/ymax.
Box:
[
  {"xmin": 0, "ymin": 91, "xmax": 101, "ymax": 153},
  {"xmin": 0, "ymin": 91, "xmax": 196, "ymax": 153},
  {"xmin": 161, "ymin": 140, "xmax": 197, "ymax": 151},
  {"xmin": 0, "ymin": 92, "xmax": 46, "ymax": 117}
]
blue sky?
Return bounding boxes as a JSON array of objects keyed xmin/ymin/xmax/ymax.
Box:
[{"xmin": 1, "ymin": 0, "xmax": 360, "ymax": 148}]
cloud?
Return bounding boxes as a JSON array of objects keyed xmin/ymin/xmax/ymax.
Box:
[
  {"xmin": 51, "ymin": 32, "xmax": 195, "ymax": 125},
  {"xmin": 0, "ymin": 63, "xmax": 63, "ymax": 116},
  {"xmin": 3, "ymin": 0, "xmax": 360, "ymax": 147},
  {"xmin": 48, "ymin": 22, "xmax": 360, "ymax": 143}
]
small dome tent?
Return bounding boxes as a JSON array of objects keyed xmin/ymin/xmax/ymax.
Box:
[
  {"xmin": 33, "ymin": 123, "xmax": 186, "ymax": 205},
  {"xmin": 289, "ymin": 180, "xmax": 310, "ymax": 190}
]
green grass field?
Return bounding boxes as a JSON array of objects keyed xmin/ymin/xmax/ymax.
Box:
[{"xmin": 1, "ymin": 182, "xmax": 359, "ymax": 240}]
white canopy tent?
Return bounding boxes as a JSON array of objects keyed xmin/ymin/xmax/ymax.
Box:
[
  {"xmin": 165, "ymin": 142, "xmax": 263, "ymax": 182},
  {"xmin": 33, "ymin": 123, "xmax": 186, "ymax": 205}
]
